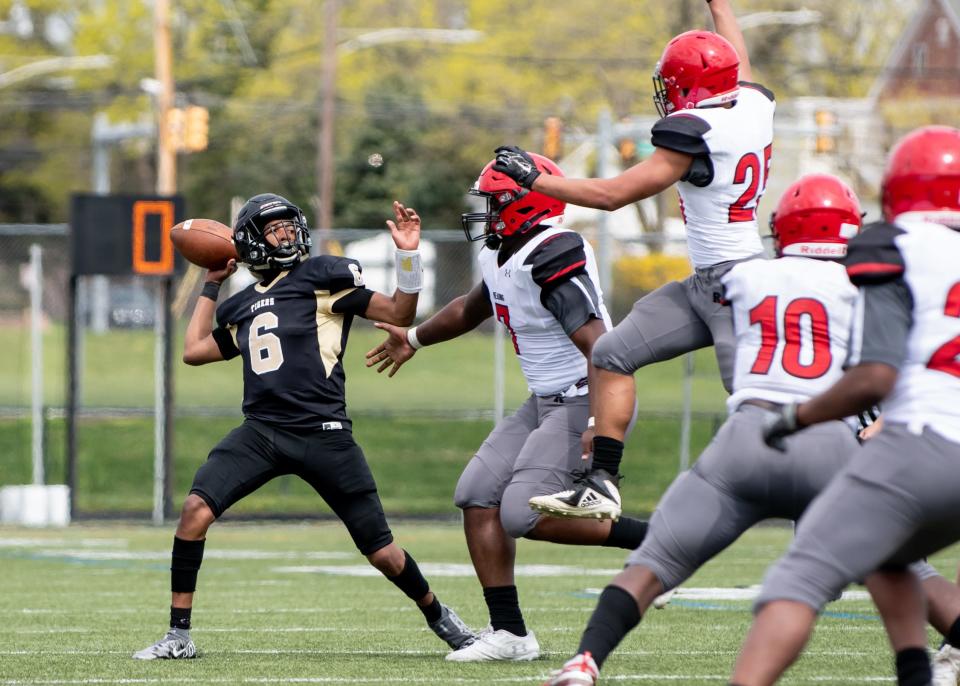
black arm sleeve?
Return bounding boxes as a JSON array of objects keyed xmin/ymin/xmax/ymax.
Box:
[
  {"xmin": 212, "ymin": 327, "xmax": 241, "ymax": 360},
  {"xmin": 331, "ymin": 287, "xmax": 375, "ymax": 315},
  {"xmin": 212, "ymin": 298, "xmax": 241, "ymax": 360},
  {"xmin": 844, "ymin": 222, "xmax": 906, "ymax": 286},
  {"xmin": 651, "ymin": 114, "xmax": 713, "ymax": 187},
  {"xmin": 542, "ymin": 276, "xmax": 602, "ymax": 337},
  {"xmin": 527, "ymin": 232, "xmax": 589, "ymax": 289},
  {"xmin": 851, "ymin": 279, "xmax": 914, "ymax": 370}
]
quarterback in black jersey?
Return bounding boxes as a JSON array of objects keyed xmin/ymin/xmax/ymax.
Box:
[{"xmin": 133, "ymin": 193, "xmax": 476, "ymax": 661}]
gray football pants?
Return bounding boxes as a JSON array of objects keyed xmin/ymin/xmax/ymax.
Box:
[
  {"xmin": 757, "ymin": 422, "xmax": 960, "ymax": 612},
  {"xmin": 627, "ymin": 405, "xmax": 860, "ymax": 591},
  {"xmin": 454, "ymin": 394, "xmax": 590, "ymax": 538},
  {"xmin": 592, "ymin": 257, "xmax": 758, "ymax": 394}
]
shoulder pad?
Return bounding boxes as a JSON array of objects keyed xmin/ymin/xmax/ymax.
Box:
[
  {"xmin": 844, "ymin": 222, "xmax": 906, "ymax": 285},
  {"xmin": 525, "ymin": 232, "xmax": 588, "ymax": 288},
  {"xmin": 652, "ymin": 114, "xmax": 711, "ymax": 156},
  {"xmin": 738, "ymin": 81, "xmax": 775, "ymax": 102}
]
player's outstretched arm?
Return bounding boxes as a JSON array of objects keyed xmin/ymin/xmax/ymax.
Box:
[
  {"xmin": 763, "ymin": 363, "xmax": 898, "ymax": 451},
  {"xmin": 182, "ymin": 259, "xmax": 237, "ymax": 366},
  {"xmin": 365, "ymin": 282, "xmax": 493, "ymax": 377},
  {"xmin": 494, "ymin": 145, "xmax": 691, "ymax": 211},
  {"xmin": 707, "ymin": 0, "xmax": 752, "ymax": 82},
  {"xmin": 363, "ymin": 201, "xmax": 422, "ymax": 326},
  {"xmin": 795, "ymin": 363, "xmax": 898, "ymax": 428}
]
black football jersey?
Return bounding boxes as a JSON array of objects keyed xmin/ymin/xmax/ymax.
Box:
[{"xmin": 212, "ymin": 256, "xmax": 374, "ymax": 429}]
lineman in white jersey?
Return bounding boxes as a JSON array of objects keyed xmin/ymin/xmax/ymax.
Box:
[
  {"xmin": 731, "ymin": 126, "xmax": 960, "ymax": 686},
  {"xmin": 543, "ymin": 174, "xmax": 870, "ymax": 686},
  {"xmin": 365, "ymin": 153, "xmax": 650, "ymax": 663},
  {"xmin": 496, "ymin": 0, "xmax": 775, "ymax": 521}
]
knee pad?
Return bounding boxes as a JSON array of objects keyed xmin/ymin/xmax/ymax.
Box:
[
  {"xmin": 499, "ymin": 491, "xmax": 539, "ymax": 539},
  {"xmin": 453, "ymin": 461, "xmax": 502, "ymax": 510},
  {"xmin": 591, "ymin": 331, "xmax": 636, "ymax": 376}
]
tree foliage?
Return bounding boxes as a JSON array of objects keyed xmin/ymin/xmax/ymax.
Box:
[{"xmin": 0, "ymin": 0, "xmax": 920, "ymax": 225}]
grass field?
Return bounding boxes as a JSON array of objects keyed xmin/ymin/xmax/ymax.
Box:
[
  {"xmin": 0, "ymin": 414, "xmax": 720, "ymax": 515},
  {"xmin": 3, "ymin": 522, "xmax": 959, "ymax": 685},
  {"xmin": 0, "ymin": 322, "xmax": 728, "ymax": 413}
]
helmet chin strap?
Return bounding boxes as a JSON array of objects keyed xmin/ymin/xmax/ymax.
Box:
[{"xmin": 515, "ymin": 209, "xmax": 550, "ymax": 236}]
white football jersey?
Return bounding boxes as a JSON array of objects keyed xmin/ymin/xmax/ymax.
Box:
[
  {"xmin": 652, "ymin": 83, "xmax": 775, "ymax": 269},
  {"xmin": 722, "ymin": 256, "xmax": 858, "ymax": 413},
  {"xmin": 478, "ymin": 227, "xmax": 612, "ymax": 397},
  {"xmin": 848, "ymin": 220, "xmax": 960, "ymax": 443}
]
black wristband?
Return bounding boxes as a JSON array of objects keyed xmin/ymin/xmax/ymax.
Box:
[{"xmin": 201, "ymin": 281, "xmax": 221, "ymax": 301}]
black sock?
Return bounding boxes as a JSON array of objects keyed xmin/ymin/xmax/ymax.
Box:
[
  {"xmin": 417, "ymin": 595, "xmax": 443, "ymax": 624},
  {"xmin": 947, "ymin": 616, "xmax": 960, "ymax": 648},
  {"xmin": 577, "ymin": 585, "xmax": 641, "ymax": 669},
  {"xmin": 483, "ymin": 585, "xmax": 526, "ymax": 637},
  {"xmin": 386, "ymin": 550, "xmax": 431, "ymax": 602},
  {"xmin": 170, "ymin": 606, "xmax": 191, "ymax": 631},
  {"xmin": 895, "ymin": 647, "xmax": 931, "ymax": 686},
  {"xmin": 591, "ymin": 436, "xmax": 624, "ymax": 475},
  {"xmin": 603, "ymin": 517, "xmax": 648, "ymax": 550}
]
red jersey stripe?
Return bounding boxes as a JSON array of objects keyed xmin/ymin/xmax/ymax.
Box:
[{"xmin": 545, "ymin": 259, "xmax": 587, "ymax": 283}]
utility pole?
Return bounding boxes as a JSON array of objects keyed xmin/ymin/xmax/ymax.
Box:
[
  {"xmin": 155, "ymin": 0, "xmax": 175, "ymax": 195},
  {"xmin": 317, "ymin": 0, "xmax": 338, "ymax": 236},
  {"xmin": 153, "ymin": 0, "xmax": 175, "ymax": 524}
]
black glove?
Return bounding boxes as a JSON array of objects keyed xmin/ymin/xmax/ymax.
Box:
[
  {"xmin": 762, "ymin": 402, "xmax": 801, "ymax": 452},
  {"xmin": 493, "ymin": 146, "xmax": 541, "ymax": 189}
]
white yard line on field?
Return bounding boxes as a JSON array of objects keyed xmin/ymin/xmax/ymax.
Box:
[
  {"xmin": 0, "ymin": 648, "xmax": 880, "ymax": 657},
  {"xmin": 0, "ymin": 678, "xmax": 895, "ymax": 685}
]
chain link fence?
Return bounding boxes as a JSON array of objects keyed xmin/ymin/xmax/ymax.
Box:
[{"xmin": 0, "ymin": 221, "xmax": 726, "ymax": 516}]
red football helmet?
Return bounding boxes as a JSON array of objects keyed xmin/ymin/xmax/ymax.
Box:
[
  {"xmin": 770, "ymin": 174, "xmax": 862, "ymax": 258},
  {"xmin": 653, "ymin": 30, "xmax": 740, "ymax": 117},
  {"xmin": 461, "ymin": 153, "xmax": 566, "ymax": 244},
  {"xmin": 882, "ymin": 125, "xmax": 960, "ymax": 227}
]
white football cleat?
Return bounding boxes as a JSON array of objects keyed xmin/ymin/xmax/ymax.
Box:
[
  {"xmin": 444, "ymin": 627, "xmax": 539, "ymax": 662},
  {"xmin": 542, "ymin": 651, "xmax": 599, "ymax": 686},
  {"xmin": 933, "ymin": 644, "xmax": 960, "ymax": 686},
  {"xmin": 529, "ymin": 469, "xmax": 622, "ymax": 521},
  {"xmin": 653, "ymin": 587, "xmax": 677, "ymax": 610},
  {"xmin": 132, "ymin": 629, "xmax": 196, "ymax": 660}
]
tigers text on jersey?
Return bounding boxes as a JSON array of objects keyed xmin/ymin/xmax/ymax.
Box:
[
  {"xmin": 478, "ymin": 227, "xmax": 612, "ymax": 397},
  {"xmin": 651, "ymin": 82, "xmax": 775, "ymax": 269},
  {"xmin": 846, "ymin": 220, "xmax": 960, "ymax": 444},
  {"xmin": 212, "ymin": 256, "xmax": 372, "ymax": 430},
  {"xmin": 722, "ymin": 256, "xmax": 858, "ymax": 413}
]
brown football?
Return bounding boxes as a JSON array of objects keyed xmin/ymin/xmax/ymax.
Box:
[{"xmin": 170, "ymin": 218, "xmax": 237, "ymax": 269}]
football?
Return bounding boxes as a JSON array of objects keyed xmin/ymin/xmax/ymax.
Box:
[{"xmin": 169, "ymin": 218, "xmax": 237, "ymax": 270}]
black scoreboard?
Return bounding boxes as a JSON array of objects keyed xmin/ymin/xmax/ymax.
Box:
[{"xmin": 71, "ymin": 194, "xmax": 185, "ymax": 276}]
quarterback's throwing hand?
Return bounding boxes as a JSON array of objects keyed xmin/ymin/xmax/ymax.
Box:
[
  {"xmin": 365, "ymin": 322, "xmax": 416, "ymax": 377},
  {"xmin": 493, "ymin": 146, "xmax": 541, "ymax": 189},
  {"xmin": 387, "ymin": 201, "xmax": 420, "ymax": 251},
  {"xmin": 206, "ymin": 258, "xmax": 238, "ymax": 284},
  {"xmin": 761, "ymin": 402, "xmax": 801, "ymax": 452}
]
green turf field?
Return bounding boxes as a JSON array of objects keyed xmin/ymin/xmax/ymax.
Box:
[
  {"xmin": 0, "ymin": 414, "xmax": 720, "ymax": 515},
  {"xmin": 3, "ymin": 522, "xmax": 958, "ymax": 685},
  {"xmin": 0, "ymin": 322, "xmax": 728, "ymax": 413}
]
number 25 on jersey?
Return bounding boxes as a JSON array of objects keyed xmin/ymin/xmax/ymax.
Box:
[{"xmin": 729, "ymin": 145, "xmax": 773, "ymax": 223}]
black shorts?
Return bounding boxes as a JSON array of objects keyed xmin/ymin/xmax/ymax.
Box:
[{"xmin": 189, "ymin": 419, "xmax": 393, "ymax": 555}]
